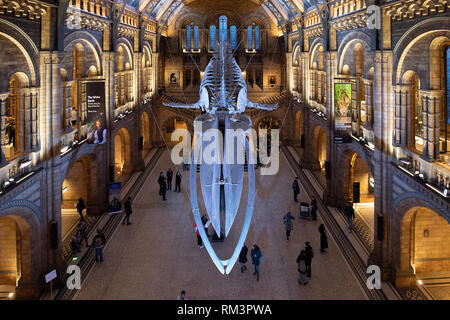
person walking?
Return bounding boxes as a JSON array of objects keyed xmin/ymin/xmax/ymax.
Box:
[
  {"xmin": 175, "ymin": 171, "xmax": 182, "ymax": 192},
  {"xmin": 319, "ymin": 224, "xmax": 328, "ymax": 254},
  {"xmin": 167, "ymin": 168, "xmax": 173, "ymax": 191},
  {"xmin": 239, "ymin": 244, "xmax": 248, "ymax": 273},
  {"xmin": 194, "ymin": 223, "xmax": 204, "ymax": 248},
  {"xmin": 292, "ymin": 178, "xmax": 300, "ymax": 202},
  {"xmin": 92, "ymin": 228, "xmax": 106, "ymax": 263},
  {"xmin": 122, "ymin": 196, "xmax": 132, "ymax": 225},
  {"xmin": 305, "ymin": 241, "xmax": 314, "ymax": 278},
  {"xmin": 344, "ymin": 202, "xmax": 355, "ymax": 233},
  {"xmin": 296, "ymin": 250, "xmax": 308, "ymax": 285},
  {"xmin": 251, "ymin": 244, "xmax": 263, "ymax": 281},
  {"xmin": 201, "ymin": 214, "xmax": 210, "ymax": 237},
  {"xmin": 158, "ymin": 172, "xmax": 167, "ymax": 201},
  {"xmin": 283, "ymin": 211, "xmax": 295, "ymax": 241},
  {"xmin": 310, "ymin": 196, "xmax": 318, "ymax": 221},
  {"xmin": 177, "ymin": 290, "xmax": 188, "ymax": 300},
  {"xmin": 76, "ymin": 198, "xmax": 86, "ymax": 221},
  {"xmin": 71, "ymin": 236, "xmax": 80, "ymax": 255},
  {"xmin": 78, "ymin": 221, "xmax": 89, "ymax": 247}
]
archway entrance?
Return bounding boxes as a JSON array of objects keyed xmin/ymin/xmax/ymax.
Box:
[
  {"xmin": 350, "ymin": 153, "xmax": 374, "ymax": 227},
  {"xmin": 400, "ymin": 207, "xmax": 450, "ymax": 298},
  {"xmin": 114, "ymin": 128, "xmax": 131, "ymax": 182},
  {"xmin": 141, "ymin": 112, "xmax": 151, "ymax": 156},
  {"xmin": 61, "ymin": 156, "xmax": 97, "ymax": 242},
  {"xmin": 312, "ymin": 126, "xmax": 327, "ymax": 186},
  {"xmin": 163, "ymin": 118, "xmax": 187, "ymax": 148}
]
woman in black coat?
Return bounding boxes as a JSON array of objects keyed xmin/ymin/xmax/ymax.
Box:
[
  {"xmin": 319, "ymin": 224, "xmax": 328, "ymax": 254},
  {"xmin": 238, "ymin": 244, "xmax": 248, "ymax": 273}
]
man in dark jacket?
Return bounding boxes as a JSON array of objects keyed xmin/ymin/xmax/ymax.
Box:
[
  {"xmin": 251, "ymin": 244, "xmax": 262, "ymax": 281},
  {"xmin": 310, "ymin": 196, "xmax": 318, "ymax": 221},
  {"xmin": 76, "ymin": 198, "xmax": 85, "ymax": 221},
  {"xmin": 292, "ymin": 178, "xmax": 300, "ymax": 202},
  {"xmin": 305, "ymin": 241, "xmax": 314, "ymax": 278},
  {"xmin": 344, "ymin": 202, "xmax": 355, "ymax": 232},
  {"xmin": 239, "ymin": 244, "xmax": 248, "ymax": 273},
  {"xmin": 92, "ymin": 229, "xmax": 106, "ymax": 263},
  {"xmin": 175, "ymin": 171, "xmax": 182, "ymax": 192},
  {"xmin": 122, "ymin": 196, "xmax": 132, "ymax": 225},
  {"xmin": 158, "ymin": 172, "xmax": 167, "ymax": 200},
  {"xmin": 166, "ymin": 168, "xmax": 173, "ymax": 191}
]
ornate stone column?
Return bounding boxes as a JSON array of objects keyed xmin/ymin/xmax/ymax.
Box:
[
  {"xmin": 393, "ymin": 85, "xmax": 409, "ymax": 147},
  {"xmin": 23, "ymin": 89, "xmax": 32, "ymax": 152},
  {"xmin": 363, "ymin": 79, "xmax": 373, "ymax": 130},
  {"xmin": 0, "ymin": 95, "xmax": 7, "ymax": 165},
  {"xmin": 422, "ymin": 90, "xmax": 443, "ymax": 161}
]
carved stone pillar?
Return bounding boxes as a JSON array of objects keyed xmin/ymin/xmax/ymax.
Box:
[
  {"xmin": 393, "ymin": 86, "xmax": 409, "ymax": 147},
  {"xmin": 23, "ymin": 90, "xmax": 32, "ymax": 152},
  {"xmin": 364, "ymin": 79, "xmax": 373, "ymax": 130},
  {"xmin": 0, "ymin": 96, "xmax": 7, "ymax": 165},
  {"xmin": 422, "ymin": 90, "xmax": 443, "ymax": 161},
  {"xmin": 31, "ymin": 90, "xmax": 38, "ymax": 150}
]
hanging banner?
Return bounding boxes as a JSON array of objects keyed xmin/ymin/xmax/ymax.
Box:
[
  {"xmin": 85, "ymin": 80, "xmax": 107, "ymax": 144},
  {"xmin": 334, "ymin": 83, "xmax": 352, "ymax": 143},
  {"xmin": 108, "ymin": 182, "xmax": 122, "ymax": 214}
]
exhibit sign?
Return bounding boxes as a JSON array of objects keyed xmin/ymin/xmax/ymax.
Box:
[
  {"xmin": 334, "ymin": 83, "xmax": 352, "ymax": 143},
  {"xmin": 86, "ymin": 80, "xmax": 107, "ymax": 144},
  {"xmin": 108, "ymin": 182, "xmax": 122, "ymax": 214}
]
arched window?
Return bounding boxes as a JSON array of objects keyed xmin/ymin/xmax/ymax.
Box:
[
  {"xmin": 247, "ymin": 26, "xmax": 253, "ymax": 51},
  {"xmin": 219, "ymin": 16, "xmax": 227, "ymax": 42},
  {"xmin": 186, "ymin": 26, "xmax": 192, "ymax": 51},
  {"xmin": 193, "ymin": 26, "xmax": 199, "ymax": 51},
  {"xmin": 230, "ymin": 25, "xmax": 237, "ymax": 50},
  {"xmin": 255, "ymin": 26, "xmax": 260, "ymax": 50},
  {"xmin": 209, "ymin": 25, "xmax": 216, "ymax": 51}
]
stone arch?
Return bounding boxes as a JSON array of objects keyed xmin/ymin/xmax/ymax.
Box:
[
  {"xmin": 116, "ymin": 38, "xmax": 134, "ymax": 68},
  {"xmin": 114, "ymin": 127, "xmax": 132, "ymax": 182},
  {"xmin": 0, "ymin": 205, "xmax": 41, "ymax": 299},
  {"xmin": 63, "ymin": 32, "xmax": 102, "ymax": 78},
  {"xmin": 337, "ymin": 32, "xmax": 374, "ymax": 78},
  {"xmin": 312, "ymin": 125, "xmax": 327, "ymax": 172},
  {"xmin": 429, "ymin": 36, "xmax": 450, "ymax": 90}
]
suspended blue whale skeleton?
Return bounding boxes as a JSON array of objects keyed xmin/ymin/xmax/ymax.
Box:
[{"xmin": 163, "ymin": 41, "xmax": 278, "ymax": 274}]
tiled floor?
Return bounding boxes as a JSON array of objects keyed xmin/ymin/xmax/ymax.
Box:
[{"xmin": 75, "ymin": 149, "xmax": 366, "ymax": 300}]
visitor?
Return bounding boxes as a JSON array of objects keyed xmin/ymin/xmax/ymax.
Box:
[
  {"xmin": 78, "ymin": 221, "xmax": 89, "ymax": 247},
  {"xmin": 177, "ymin": 290, "xmax": 188, "ymax": 300},
  {"xmin": 239, "ymin": 244, "xmax": 248, "ymax": 273},
  {"xmin": 283, "ymin": 211, "xmax": 295, "ymax": 241},
  {"xmin": 296, "ymin": 250, "xmax": 308, "ymax": 285},
  {"xmin": 344, "ymin": 202, "xmax": 355, "ymax": 233},
  {"xmin": 92, "ymin": 228, "xmax": 106, "ymax": 263},
  {"xmin": 305, "ymin": 241, "xmax": 314, "ymax": 278},
  {"xmin": 76, "ymin": 198, "xmax": 85, "ymax": 221},
  {"xmin": 310, "ymin": 196, "xmax": 318, "ymax": 221},
  {"xmin": 201, "ymin": 214, "xmax": 210, "ymax": 237},
  {"xmin": 167, "ymin": 168, "xmax": 173, "ymax": 191},
  {"xmin": 175, "ymin": 171, "xmax": 182, "ymax": 192},
  {"xmin": 319, "ymin": 224, "xmax": 328, "ymax": 254},
  {"xmin": 122, "ymin": 196, "xmax": 132, "ymax": 225},
  {"xmin": 292, "ymin": 177, "xmax": 300, "ymax": 202},
  {"xmin": 158, "ymin": 172, "xmax": 167, "ymax": 201},
  {"xmin": 71, "ymin": 236, "xmax": 80, "ymax": 255},
  {"xmin": 194, "ymin": 223, "xmax": 204, "ymax": 248},
  {"xmin": 251, "ymin": 244, "xmax": 262, "ymax": 281}
]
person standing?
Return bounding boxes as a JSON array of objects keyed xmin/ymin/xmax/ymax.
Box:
[
  {"xmin": 158, "ymin": 172, "xmax": 167, "ymax": 201},
  {"xmin": 177, "ymin": 290, "xmax": 188, "ymax": 300},
  {"xmin": 292, "ymin": 178, "xmax": 300, "ymax": 202},
  {"xmin": 78, "ymin": 221, "xmax": 89, "ymax": 247},
  {"xmin": 319, "ymin": 224, "xmax": 328, "ymax": 254},
  {"xmin": 283, "ymin": 211, "xmax": 295, "ymax": 241},
  {"xmin": 296, "ymin": 250, "xmax": 308, "ymax": 285},
  {"xmin": 76, "ymin": 198, "xmax": 85, "ymax": 221},
  {"xmin": 310, "ymin": 196, "xmax": 318, "ymax": 221},
  {"xmin": 122, "ymin": 196, "xmax": 132, "ymax": 225},
  {"xmin": 175, "ymin": 171, "xmax": 182, "ymax": 192},
  {"xmin": 194, "ymin": 223, "xmax": 204, "ymax": 248},
  {"xmin": 167, "ymin": 168, "xmax": 173, "ymax": 191},
  {"xmin": 92, "ymin": 229, "xmax": 106, "ymax": 263},
  {"xmin": 304, "ymin": 241, "xmax": 314, "ymax": 278},
  {"xmin": 251, "ymin": 244, "xmax": 262, "ymax": 281},
  {"xmin": 201, "ymin": 214, "xmax": 210, "ymax": 237},
  {"xmin": 239, "ymin": 244, "xmax": 248, "ymax": 273},
  {"xmin": 344, "ymin": 202, "xmax": 355, "ymax": 233}
]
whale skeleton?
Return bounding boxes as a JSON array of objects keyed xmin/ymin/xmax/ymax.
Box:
[{"xmin": 164, "ymin": 41, "xmax": 279, "ymax": 274}]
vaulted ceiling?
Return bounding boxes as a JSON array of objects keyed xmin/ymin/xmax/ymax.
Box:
[{"xmin": 124, "ymin": 0, "xmax": 321, "ymax": 26}]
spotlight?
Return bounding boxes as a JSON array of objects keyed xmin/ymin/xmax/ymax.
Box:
[{"xmin": 417, "ymin": 280, "xmax": 423, "ymax": 285}]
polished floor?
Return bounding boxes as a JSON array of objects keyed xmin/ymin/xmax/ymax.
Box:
[{"xmin": 75, "ymin": 149, "xmax": 366, "ymax": 300}]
